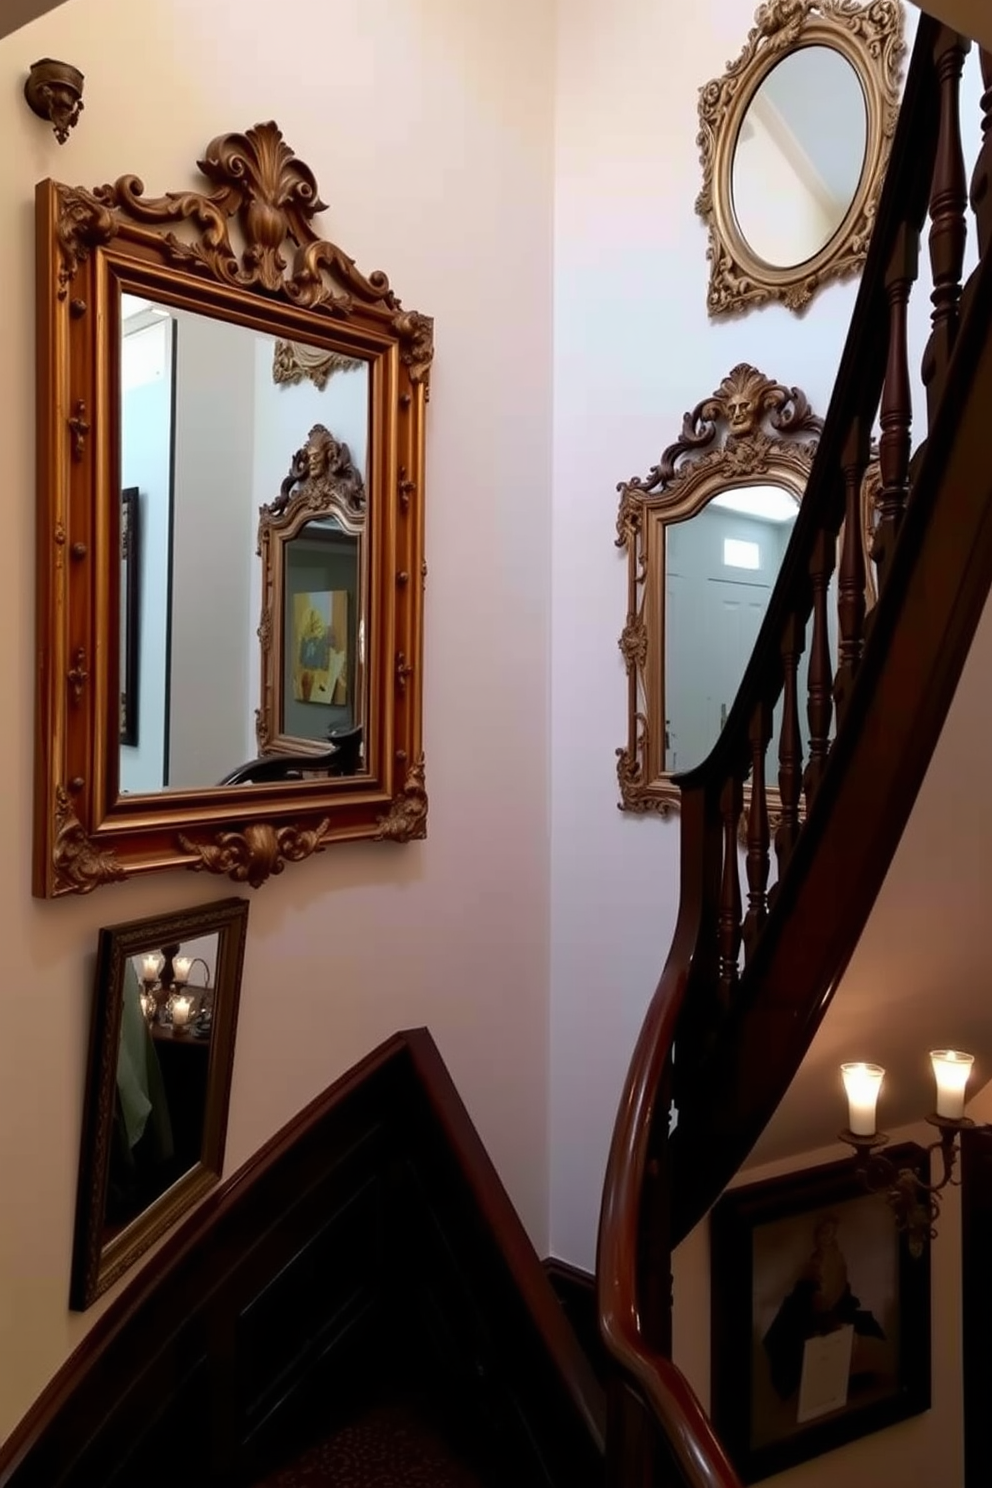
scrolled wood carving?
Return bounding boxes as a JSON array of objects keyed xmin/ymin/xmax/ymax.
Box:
[
  {"xmin": 265, "ymin": 422, "xmax": 366, "ymax": 523},
  {"xmin": 374, "ymin": 754, "xmax": 428, "ymax": 842},
  {"xmin": 272, "ymin": 339, "xmax": 364, "ymax": 389},
  {"xmin": 696, "ymin": 0, "xmax": 904, "ymax": 316},
  {"xmin": 55, "ymin": 186, "xmax": 117, "ymax": 298},
  {"xmin": 616, "ymin": 363, "xmax": 822, "ymax": 817},
  {"xmin": 53, "ymin": 786, "xmax": 125, "ymax": 895},
  {"xmin": 54, "ymin": 121, "xmax": 435, "ymax": 386},
  {"xmin": 178, "ymin": 819, "xmax": 329, "ymax": 889}
]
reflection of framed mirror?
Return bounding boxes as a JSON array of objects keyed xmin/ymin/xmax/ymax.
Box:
[
  {"xmin": 257, "ymin": 418, "xmax": 367, "ymax": 757},
  {"xmin": 616, "ymin": 363, "xmax": 822, "ymax": 815},
  {"xmin": 70, "ymin": 897, "xmax": 249, "ymax": 1310},
  {"xmin": 696, "ymin": 0, "xmax": 904, "ymax": 316},
  {"xmin": 34, "ymin": 121, "xmax": 432, "ymax": 897}
]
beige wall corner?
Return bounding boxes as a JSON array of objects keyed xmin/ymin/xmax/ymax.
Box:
[{"xmin": 0, "ymin": 0, "xmax": 70, "ymax": 43}]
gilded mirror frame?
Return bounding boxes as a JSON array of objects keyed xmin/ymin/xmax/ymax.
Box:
[
  {"xmin": 696, "ymin": 0, "xmax": 904, "ymax": 317},
  {"xmin": 34, "ymin": 122, "xmax": 432, "ymax": 898},
  {"xmin": 256, "ymin": 419, "xmax": 368, "ymax": 757},
  {"xmin": 70, "ymin": 897, "xmax": 249, "ymax": 1310},
  {"xmin": 616, "ymin": 363, "xmax": 822, "ymax": 816}
]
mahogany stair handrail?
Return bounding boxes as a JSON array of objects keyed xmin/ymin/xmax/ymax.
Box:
[{"xmin": 598, "ymin": 14, "xmax": 992, "ymax": 1483}]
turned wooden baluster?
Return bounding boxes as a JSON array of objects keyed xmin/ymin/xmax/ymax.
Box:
[
  {"xmin": 743, "ymin": 702, "xmax": 772, "ymax": 959},
  {"xmin": 717, "ymin": 774, "xmax": 743, "ymax": 1007},
  {"xmin": 835, "ymin": 420, "xmax": 870, "ymax": 726},
  {"xmin": 774, "ymin": 615, "xmax": 805, "ymax": 886},
  {"xmin": 970, "ymin": 50, "xmax": 992, "ymax": 257},
  {"xmin": 804, "ymin": 529, "xmax": 836, "ymax": 811},
  {"xmin": 922, "ymin": 30, "xmax": 972, "ymax": 425},
  {"xmin": 872, "ymin": 226, "xmax": 917, "ymax": 591}
]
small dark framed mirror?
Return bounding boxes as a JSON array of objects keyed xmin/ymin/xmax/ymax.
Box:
[{"xmin": 70, "ymin": 897, "xmax": 249, "ymax": 1310}]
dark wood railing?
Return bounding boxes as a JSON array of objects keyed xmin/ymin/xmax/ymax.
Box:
[
  {"xmin": 0, "ymin": 1030, "xmax": 604, "ymax": 1488},
  {"xmin": 600, "ymin": 18, "xmax": 992, "ymax": 1486}
]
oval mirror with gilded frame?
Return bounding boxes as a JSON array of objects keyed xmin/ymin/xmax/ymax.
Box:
[
  {"xmin": 34, "ymin": 122, "xmax": 432, "ymax": 898},
  {"xmin": 696, "ymin": 0, "xmax": 904, "ymax": 316},
  {"xmin": 616, "ymin": 363, "xmax": 823, "ymax": 816}
]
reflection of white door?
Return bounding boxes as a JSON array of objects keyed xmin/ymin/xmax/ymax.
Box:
[{"xmin": 704, "ymin": 579, "xmax": 768, "ymax": 745}]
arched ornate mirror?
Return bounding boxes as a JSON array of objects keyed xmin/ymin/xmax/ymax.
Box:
[
  {"xmin": 696, "ymin": 0, "xmax": 904, "ymax": 316},
  {"xmin": 616, "ymin": 363, "xmax": 823, "ymax": 815},
  {"xmin": 257, "ymin": 416, "xmax": 368, "ymax": 758}
]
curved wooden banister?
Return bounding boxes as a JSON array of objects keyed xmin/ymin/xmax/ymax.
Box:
[
  {"xmin": 599, "ymin": 15, "xmax": 992, "ymax": 1482},
  {"xmin": 597, "ymin": 935, "xmax": 743, "ymax": 1488}
]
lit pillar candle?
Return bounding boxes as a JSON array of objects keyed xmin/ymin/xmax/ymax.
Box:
[
  {"xmin": 173, "ymin": 956, "xmax": 192, "ymax": 985},
  {"xmin": 141, "ymin": 953, "xmax": 161, "ymax": 982},
  {"xmin": 930, "ymin": 1049, "xmax": 974, "ymax": 1119},
  {"xmin": 170, "ymin": 993, "xmax": 194, "ymax": 1030},
  {"xmin": 841, "ymin": 1062, "xmax": 884, "ymax": 1136}
]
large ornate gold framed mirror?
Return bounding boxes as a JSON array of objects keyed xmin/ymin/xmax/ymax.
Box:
[
  {"xmin": 616, "ymin": 363, "xmax": 823, "ymax": 815},
  {"xmin": 696, "ymin": 0, "xmax": 904, "ymax": 316},
  {"xmin": 70, "ymin": 898, "xmax": 249, "ymax": 1310},
  {"xmin": 34, "ymin": 122, "xmax": 431, "ymax": 897}
]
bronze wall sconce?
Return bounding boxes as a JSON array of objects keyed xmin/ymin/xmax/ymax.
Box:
[
  {"xmin": 24, "ymin": 58, "xmax": 84, "ymax": 144},
  {"xmin": 839, "ymin": 1052, "xmax": 981, "ymax": 1256}
]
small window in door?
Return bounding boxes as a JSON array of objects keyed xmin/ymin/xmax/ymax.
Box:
[{"xmin": 723, "ymin": 537, "xmax": 760, "ymax": 570}]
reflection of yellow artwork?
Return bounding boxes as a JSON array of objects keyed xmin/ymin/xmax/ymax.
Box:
[{"xmin": 292, "ymin": 591, "xmax": 348, "ymax": 705}]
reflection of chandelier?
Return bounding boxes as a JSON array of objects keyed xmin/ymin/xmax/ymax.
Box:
[{"xmin": 138, "ymin": 946, "xmax": 210, "ymax": 1037}]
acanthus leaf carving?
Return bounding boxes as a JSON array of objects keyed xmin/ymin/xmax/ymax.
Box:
[
  {"xmin": 262, "ymin": 421, "xmax": 366, "ymax": 526},
  {"xmin": 272, "ymin": 338, "xmax": 364, "ymax": 390},
  {"xmin": 53, "ymin": 785, "xmax": 125, "ymax": 894},
  {"xmin": 393, "ymin": 309, "xmax": 435, "ymax": 391},
  {"xmin": 628, "ymin": 364, "xmax": 822, "ymax": 494},
  {"xmin": 178, "ymin": 819, "xmax": 329, "ymax": 889},
  {"xmin": 374, "ymin": 754, "xmax": 428, "ymax": 842},
  {"xmin": 55, "ymin": 184, "xmax": 118, "ymax": 298},
  {"xmin": 83, "ymin": 122, "xmax": 400, "ymax": 316},
  {"xmin": 619, "ymin": 618, "xmax": 648, "ymax": 674}
]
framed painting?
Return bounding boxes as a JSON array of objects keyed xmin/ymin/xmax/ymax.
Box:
[{"xmin": 710, "ymin": 1147, "xmax": 931, "ymax": 1482}]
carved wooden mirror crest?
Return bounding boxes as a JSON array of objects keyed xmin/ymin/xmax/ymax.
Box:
[
  {"xmin": 616, "ymin": 363, "xmax": 822, "ymax": 816},
  {"xmin": 696, "ymin": 0, "xmax": 904, "ymax": 316},
  {"xmin": 35, "ymin": 122, "xmax": 431, "ymax": 897}
]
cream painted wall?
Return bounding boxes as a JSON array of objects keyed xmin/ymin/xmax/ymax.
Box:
[
  {"xmin": 550, "ymin": 0, "xmax": 866, "ymax": 1275},
  {"xmin": 0, "ymin": 0, "xmax": 554, "ymax": 1442},
  {"xmin": 550, "ymin": 0, "xmax": 985, "ymax": 1266}
]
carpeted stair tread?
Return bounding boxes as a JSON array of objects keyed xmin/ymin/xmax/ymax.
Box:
[{"xmin": 254, "ymin": 1400, "xmax": 487, "ymax": 1488}]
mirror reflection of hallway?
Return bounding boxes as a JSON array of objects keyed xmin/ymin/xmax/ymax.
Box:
[{"xmin": 665, "ymin": 486, "xmax": 797, "ymax": 773}]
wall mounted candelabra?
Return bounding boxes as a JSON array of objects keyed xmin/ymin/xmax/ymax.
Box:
[{"xmin": 838, "ymin": 1050, "xmax": 982, "ymax": 1256}]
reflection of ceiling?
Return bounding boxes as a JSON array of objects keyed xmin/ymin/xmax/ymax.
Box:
[
  {"xmin": 757, "ymin": 46, "xmax": 867, "ymax": 211},
  {"xmin": 121, "ymin": 294, "xmax": 171, "ymax": 335},
  {"xmin": 710, "ymin": 485, "xmax": 799, "ymax": 523}
]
